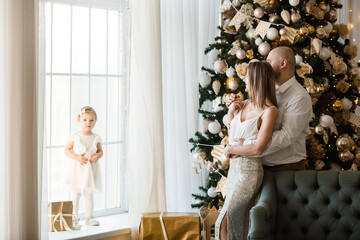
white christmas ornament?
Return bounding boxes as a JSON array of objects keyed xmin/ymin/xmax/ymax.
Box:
[
  {"xmin": 200, "ymin": 73, "xmax": 211, "ymax": 88},
  {"xmin": 258, "ymin": 42, "xmax": 271, "ymax": 55},
  {"xmin": 236, "ymin": 49, "xmax": 246, "ymax": 60},
  {"xmin": 341, "ymin": 97, "xmax": 353, "ymax": 111},
  {"xmin": 254, "ymin": 7, "xmax": 264, "ymax": 18},
  {"xmin": 226, "ymin": 67, "xmax": 235, "ymax": 77},
  {"xmin": 207, "ymin": 187, "xmax": 218, "ymax": 198},
  {"xmin": 246, "ymin": 28, "xmax": 256, "ymax": 39},
  {"xmin": 255, "ymin": 37, "xmax": 263, "ymax": 46},
  {"xmin": 324, "ymin": 22, "xmax": 333, "ymax": 34},
  {"xmin": 232, "ymin": 0, "xmax": 241, "ymax": 7},
  {"xmin": 214, "ymin": 60, "xmax": 227, "ymax": 73},
  {"xmin": 320, "ymin": 115, "xmax": 334, "ymax": 128},
  {"xmin": 222, "ymin": 114, "xmax": 229, "ymax": 126},
  {"xmin": 289, "ymin": 0, "xmax": 300, "ymax": 7},
  {"xmin": 209, "ymin": 49, "xmax": 220, "ymax": 61},
  {"xmin": 295, "ymin": 55, "xmax": 303, "ymax": 65},
  {"xmin": 202, "ymin": 119, "xmax": 210, "ymax": 133},
  {"xmin": 229, "ymin": 79, "xmax": 239, "ymax": 90},
  {"xmin": 208, "ymin": 121, "xmax": 221, "ymax": 134},
  {"xmin": 279, "ymin": 28, "xmax": 287, "ymax": 36},
  {"xmin": 281, "ymin": 10, "xmax": 291, "ymax": 25},
  {"xmin": 320, "ymin": 47, "xmax": 330, "ymax": 60},
  {"xmin": 212, "ymin": 80, "xmax": 221, "ymax": 95},
  {"xmin": 266, "ymin": 28, "xmax": 279, "ymax": 41}
]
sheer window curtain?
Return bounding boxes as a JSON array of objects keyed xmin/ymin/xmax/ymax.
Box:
[
  {"xmin": 160, "ymin": 0, "xmax": 220, "ymax": 211},
  {"xmin": 0, "ymin": 0, "xmax": 45, "ymax": 239},
  {"xmin": 128, "ymin": 0, "xmax": 166, "ymax": 238},
  {"xmin": 338, "ymin": 0, "xmax": 360, "ymax": 63}
]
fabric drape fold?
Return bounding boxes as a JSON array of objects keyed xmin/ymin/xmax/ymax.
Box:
[
  {"xmin": 160, "ymin": 0, "xmax": 220, "ymax": 212},
  {"xmin": 128, "ymin": 0, "xmax": 166, "ymax": 238},
  {"xmin": 0, "ymin": 0, "xmax": 43, "ymax": 238}
]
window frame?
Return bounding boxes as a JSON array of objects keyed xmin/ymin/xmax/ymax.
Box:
[{"xmin": 45, "ymin": 0, "xmax": 130, "ymax": 217}]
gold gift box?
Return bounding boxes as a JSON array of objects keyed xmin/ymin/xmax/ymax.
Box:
[
  {"xmin": 48, "ymin": 201, "xmax": 73, "ymax": 232},
  {"xmin": 140, "ymin": 212, "xmax": 201, "ymax": 240}
]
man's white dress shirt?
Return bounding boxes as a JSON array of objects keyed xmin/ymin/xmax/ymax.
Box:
[{"xmin": 245, "ymin": 76, "xmax": 313, "ymax": 166}]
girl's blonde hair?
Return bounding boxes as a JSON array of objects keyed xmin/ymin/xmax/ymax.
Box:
[
  {"xmin": 247, "ymin": 61, "xmax": 277, "ymax": 108},
  {"xmin": 77, "ymin": 106, "xmax": 97, "ymax": 121}
]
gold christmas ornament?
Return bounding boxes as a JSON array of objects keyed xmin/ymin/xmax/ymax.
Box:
[
  {"xmin": 307, "ymin": 25, "xmax": 315, "ymax": 34},
  {"xmin": 327, "ymin": 9, "xmax": 338, "ymax": 22},
  {"xmin": 336, "ymin": 137, "xmax": 350, "ymax": 151},
  {"xmin": 246, "ymin": 50, "xmax": 255, "ymax": 59},
  {"xmin": 314, "ymin": 160, "xmax": 325, "ymax": 170},
  {"xmin": 338, "ymin": 149, "xmax": 354, "ymax": 162},
  {"xmin": 291, "ymin": 12, "xmax": 301, "ymax": 24},
  {"xmin": 268, "ymin": 14, "xmax": 280, "ymax": 23},
  {"xmin": 299, "ymin": 27, "xmax": 309, "ymax": 36},
  {"xmin": 319, "ymin": 1, "xmax": 330, "ymax": 13},
  {"xmin": 323, "ymin": 132, "xmax": 329, "ymax": 144},
  {"xmin": 224, "ymin": 93, "xmax": 232, "ymax": 103},
  {"xmin": 315, "ymin": 125, "xmax": 325, "ymax": 135},
  {"xmin": 332, "ymin": 99, "xmax": 343, "ymax": 111},
  {"xmin": 200, "ymin": 205, "xmax": 211, "ymax": 219},
  {"xmin": 336, "ymin": 80, "xmax": 350, "ymax": 93}
]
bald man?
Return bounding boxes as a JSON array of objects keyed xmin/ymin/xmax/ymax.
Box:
[{"xmin": 227, "ymin": 47, "xmax": 312, "ymax": 171}]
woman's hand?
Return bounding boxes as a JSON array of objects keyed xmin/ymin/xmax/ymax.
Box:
[
  {"xmin": 89, "ymin": 153, "xmax": 99, "ymax": 163},
  {"xmin": 76, "ymin": 153, "xmax": 88, "ymax": 165},
  {"xmin": 223, "ymin": 145, "xmax": 233, "ymax": 159},
  {"xmin": 226, "ymin": 94, "xmax": 242, "ymax": 115}
]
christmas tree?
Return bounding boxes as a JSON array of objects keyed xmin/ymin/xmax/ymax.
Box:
[{"xmin": 190, "ymin": 0, "xmax": 360, "ymax": 209}]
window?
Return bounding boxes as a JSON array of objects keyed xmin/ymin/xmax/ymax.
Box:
[{"xmin": 45, "ymin": 0, "xmax": 130, "ymax": 216}]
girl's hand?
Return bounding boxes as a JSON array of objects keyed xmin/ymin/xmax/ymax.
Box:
[
  {"xmin": 77, "ymin": 153, "xmax": 88, "ymax": 165},
  {"xmin": 89, "ymin": 153, "xmax": 99, "ymax": 163}
]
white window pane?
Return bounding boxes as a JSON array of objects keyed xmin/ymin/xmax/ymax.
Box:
[
  {"xmin": 118, "ymin": 11, "xmax": 124, "ymax": 75},
  {"xmin": 71, "ymin": 76, "xmax": 90, "ymax": 133},
  {"xmin": 106, "ymin": 144, "xmax": 119, "ymax": 208},
  {"xmin": 46, "ymin": 76, "xmax": 51, "ymax": 145},
  {"xmin": 51, "ymin": 76, "xmax": 70, "ymax": 145},
  {"xmin": 45, "ymin": 3, "xmax": 52, "ymax": 73},
  {"xmin": 49, "ymin": 148, "xmax": 69, "ymax": 201},
  {"xmin": 94, "ymin": 149, "xmax": 106, "ymax": 211},
  {"xmin": 52, "ymin": 4, "xmax": 70, "ymax": 73},
  {"xmin": 107, "ymin": 77, "xmax": 119, "ymax": 142},
  {"xmin": 90, "ymin": 77, "xmax": 106, "ymax": 139},
  {"xmin": 90, "ymin": 9, "xmax": 106, "ymax": 74},
  {"xmin": 108, "ymin": 11, "xmax": 119, "ymax": 75},
  {"xmin": 72, "ymin": 6, "xmax": 89, "ymax": 74}
]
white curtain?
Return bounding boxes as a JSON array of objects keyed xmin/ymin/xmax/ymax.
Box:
[
  {"xmin": 0, "ymin": 0, "xmax": 45, "ymax": 239},
  {"xmin": 338, "ymin": 0, "xmax": 360, "ymax": 63},
  {"xmin": 128, "ymin": 0, "xmax": 166, "ymax": 238},
  {"xmin": 160, "ymin": 0, "xmax": 220, "ymax": 211},
  {"xmin": 0, "ymin": 0, "xmax": 42, "ymax": 239}
]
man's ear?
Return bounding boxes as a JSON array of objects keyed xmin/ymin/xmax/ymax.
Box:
[{"xmin": 280, "ymin": 58, "xmax": 287, "ymax": 69}]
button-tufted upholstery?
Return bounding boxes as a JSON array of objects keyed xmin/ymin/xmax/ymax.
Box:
[{"xmin": 248, "ymin": 171, "xmax": 360, "ymax": 240}]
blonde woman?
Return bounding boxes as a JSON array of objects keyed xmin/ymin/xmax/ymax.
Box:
[{"xmin": 215, "ymin": 61, "xmax": 278, "ymax": 240}]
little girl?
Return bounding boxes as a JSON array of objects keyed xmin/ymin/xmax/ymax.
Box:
[{"xmin": 64, "ymin": 106, "xmax": 103, "ymax": 229}]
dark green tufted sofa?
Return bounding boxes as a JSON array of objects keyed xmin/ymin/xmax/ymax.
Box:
[{"xmin": 248, "ymin": 170, "xmax": 360, "ymax": 240}]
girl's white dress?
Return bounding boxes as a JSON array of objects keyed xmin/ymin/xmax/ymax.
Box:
[{"xmin": 65, "ymin": 132, "xmax": 102, "ymax": 193}]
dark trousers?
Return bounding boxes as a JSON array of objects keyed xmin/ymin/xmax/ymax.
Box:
[{"xmin": 263, "ymin": 159, "xmax": 306, "ymax": 171}]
